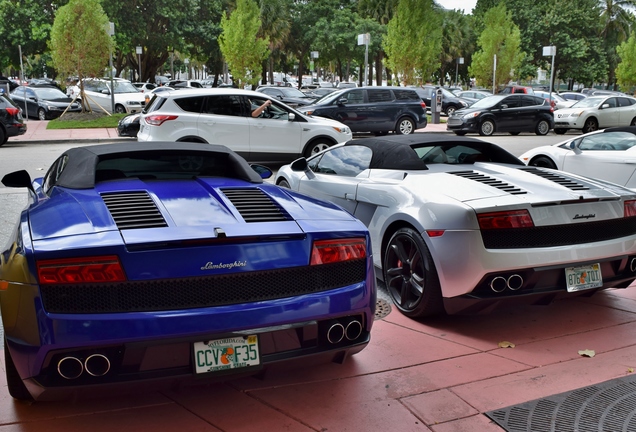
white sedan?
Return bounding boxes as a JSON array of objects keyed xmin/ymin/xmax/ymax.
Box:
[
  {"xmin": 519, "ymin": 126, "xmax": 636, "ymax": 189},
  {"xmin": 553, "ymin": 95, "xmax": 636, "ymax": 134}
]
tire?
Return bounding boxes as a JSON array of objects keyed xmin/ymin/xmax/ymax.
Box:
[
  {"xmin": 0, "ymin": 127, "xmax": 6, "ymax": 146},
  {"xmin": 535, "ymin": 119, "xmax": 550, "ymax": 136},
  {"xmin": 554, "ymin": 128, "xmax": 567, "ymax": 135},
  {"xmin": 478, "ymin": 119, "xmax": 495, "ymax": 136},
  {"xmin": 383, "ymin": 227, "xmax": 444, "ymax": 318},
  {"xmin": 304, "ymin": 139, "xmax": 331, "ymax": 158},
  {"xmin": 4, "ymin": 339, "xmax": 33, "ymax": 401},
  {"xmin": 445, "ymin": 105, "xmax": 457, "ymax": 117},
  {"xmin": 37, "ymin": 108, "xmax": 47, "ymax": 121},
  {"xmin": 114, "ymin": 104, "xmax": 126, "ymax": 114},
  {"xmin": 631, "ymin": 117, "xmax": 636, "ymax": 126},
  {"xmin": 582, "ymin": 117, "xmax": 598, "ymax": 134},
  {"xmin": 509, "ymin": 132, "xmax": 520, "ymax": 136},
  {"xmin": 529, "ymin": 155, "xmax": 557, "ymax": 169},
  {"xmin": 277, "ymin": 178, "xmax": 291, "ymax": 189},
  {"xmin": 395, "ymin": 117, "xmax": 415, "ymax": 135}
]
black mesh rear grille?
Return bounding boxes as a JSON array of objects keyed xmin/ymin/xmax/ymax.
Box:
[
  {"xmin": 481, "ymin": 217, "xmax": 636, "ymax": 249},
  {"xmin": 101, "ymin": 191, "xmax": 168, "ymax": 229},
  {"xmin": 221, "ymin": 188, "xmax": 292, "ymax": 222},
  {"xmin": 450, "ymin": 171, "xmax": 527, "ymax": 194},
  {"xmin": 40, "ymin": 260, "xmax": 367, "ymax": 314},
  {"xmin": 520, "ymin": 166, "xmax": 590, "ymax": 190}
]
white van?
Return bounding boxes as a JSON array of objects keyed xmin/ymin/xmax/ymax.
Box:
[{"xmin": 137, "ymin": 88, "xmax": 352, "ymax": 164}]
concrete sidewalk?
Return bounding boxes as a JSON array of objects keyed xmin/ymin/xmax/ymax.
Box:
[{"xmin": 6, "ymin": 119, "xmax": 450, "ymax": 145}]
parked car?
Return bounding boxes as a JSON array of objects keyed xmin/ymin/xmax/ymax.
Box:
[
  {"xmin": 10, "ymin": 85, "xmax": 81, "ymax": 120},
  {"xmin": 553, "ymin": 95, "xmax": 636, "ymax": 134},
  {"xmin": 446, "ymin": 94, "xmax": 554, "ymax": 136},
  {"xmin": 533, "ymin": 90, "xmax": 576, "ymax": 110},
  {"xmin": 0, "ymin": 92, "xmax": 26, "ymax": 145},
  {"xmin": 454, "ymin": 90, "xmax": 491, "ymax": 105},
  {"xmin": 519, "ymin": 126, "xmax": 636, "ymax": 189},
  {"xmin": 337, "ymin": 82, "xmax": 358, "ymax": 88},
  {"xmin": 167, "ymin": 79, "xmax": 204, "ymax": 89},
  {"xmin": 498, "ymin": 85, "xmax": 534, "ymax": 95},
  {"xmin": 116, "ymin": 113, "xmax": 140, "ymax": 137},
  {"xmin": 132, "ymin": 82, "xmax": 157, "ymax": 93},
  {"xmin": 137, "ymin": 88, "xmax": 352, "ymax": 163},
  {"xmin": 276, "ymin": 134, "xmax": 636, "ymax": 318},
  {"xmin": 155, "ymin": 75, "xmax": 170, "ymax": 86},
  {"xmin": 69, "ymin": 78, "xmax": 147, "ymax": 114},
  {"xmin": 256, "ymin": 85, "xmax": 315, "ymax": 108},
  {"xmin": 0, "ymin": 142, "xmax": 374, "ymax": 401},
  {"xmin": 413, "ymin": 85, "xmax": 470, "ymax": 116},
  {"xmin": 303, "ymin": 87, "xmax": 338, "ymax": 100},
  {"xmin": 296, "ymin": 86, "xmax": 427, "ymax": 135},
  {"xmin": 559, "ymin": 92, "xmax": 586, "ymax": 102}
]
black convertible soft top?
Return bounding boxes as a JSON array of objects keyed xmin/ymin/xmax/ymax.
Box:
[
  {"xmin": 345, "ymin": 133, "xmax": 524, "ymax": 170},
  {"xmin": 55, "ymin": 142, "xmax": 263, "ymax": 189}
]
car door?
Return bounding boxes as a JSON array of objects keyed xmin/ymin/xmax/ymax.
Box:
[
  {"xmin": 366, "ymin": 89, "xmax": 395, "ymax": 131},
  {"xmin": 521, "ymin": 96, "xmax": 546, "ymax": 130},
  {"xmin": 617, "ymin": 97, "xmax": 636, "ymax": 126},
  {"xmin": 597, "ymin": 97, "xmax": 620, "ymax": 127},
  {"xmin": 11, "ymin": 87, "xmax": 34, "ymax": 117},
  {"xmin": 562, "ymin": 131, "xmax": 636, "ymax": 187},
  {"xmin": 330, "ymin": 89, "xmax": 368, "ymax": 132},
  {"xmin": 496, "ymin": 95, "xmax": 523, "ymax": 131},
  {"xmin": 197, "ymin": 95, "xmax": 250, "ymax": 159},
  {"xmin": 296, "ymin": 145, "xmax": 372, "ymax": 214},
  {"xmin": 245, "ymin": 95, "xmax": 302, "ymax": 161}
]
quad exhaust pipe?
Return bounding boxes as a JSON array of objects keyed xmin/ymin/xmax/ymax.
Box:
[{"xmin": 57, "ymin": 354, "xmax": 111, "ymax": 379}]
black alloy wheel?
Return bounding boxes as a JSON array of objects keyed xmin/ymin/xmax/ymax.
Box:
[
  {"xmin": 383, "ymin": 228, "xmax": 444, "ymax": 318},
  {"xmin": 582, "ymin": 118, "xmax": 598, "ymax": 134}
]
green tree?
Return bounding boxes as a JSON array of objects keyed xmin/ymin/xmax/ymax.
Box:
[
  {"xmin": 49, "ymin": 0, "xmax": 112, "ymax": 112},
  {"xmin": 383, "ymin": 0, "xmax": 442, "ymax": 85},
  {"xmin": 469, "ymin": 3, "xmax": 523, "ymax": 90},
  {"xmin": 600, "ymin": 0, "xmax": 636, "ymax": 89},
  {"xmin": 616, "ymin": 33, "xmax": 636, "ymax": 92},
  {"xmin": 359, "ymin": 0, "xmax": 397, "ymax": 84},
  {"xmin": 259, "ymin": 0, "xmax": 291, "ymax": 84},
  {"xmin": 437, "ymin": 8, "xmax": 475, "ymax": 87},
  {"xmin": 219, "ymin": 0, "xmax": 269, "ymax": 88}
]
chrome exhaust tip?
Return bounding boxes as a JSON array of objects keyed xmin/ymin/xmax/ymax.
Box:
[
  {"xmin": 57, "ymin": 356, "xmax": 84, "ymax": 380},
  {"xmin": 327, "ymin": 322, "xmax": 345, "ymax": 344},
  {"xmin": 507, "ymin": 274, "xmax": 523, "ymax": 291},
  {"xmin": 345, "ymin": 320, "xmax": 363, "ymax": 341},
  {"xmin": 84, "ymin": 354, "xmax": 111, "ymax": 377},
  {"xmin": 490, "ymin": 276, "xmax": 507, "ymax": 293}
]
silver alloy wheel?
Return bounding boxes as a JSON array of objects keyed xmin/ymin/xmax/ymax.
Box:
[
  {"xmin": 479, "ymin": 120, "xmax": 495, "ymax": 136},
  {"xmin": 38, "ymin": 108, "xmax": 47, "ymax": 121},
  {"xmin": 397, "ymin": 117, "xmax": 415, "ymax": 135},
  {"xmin": 446, "ymin": 106, "xmax": 456, "ymax": 117},
  {"xmin": 536, "ymin": 120, "xmax": 550, "ymax": 136}
]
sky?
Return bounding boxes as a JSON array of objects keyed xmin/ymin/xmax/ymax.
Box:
[{"xmin": 436, "ymin": 0, "xmax": 478, "ymax": 14}]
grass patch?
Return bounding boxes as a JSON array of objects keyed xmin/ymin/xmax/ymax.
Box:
[{"xmin": 47, "ymin": 112, "xmax": 127, "ymax": 129}]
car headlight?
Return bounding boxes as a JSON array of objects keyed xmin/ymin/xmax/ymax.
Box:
[
  {"xmin": 126, "ymin": 101, "xmax": 141, "ymax": 106},
  {"xmin": 45, "ymin": 104, "xmax": 60, "ymax": 110},
  {"xmin": 460, "ymin": 101, "xmax": 468, "ymax": 107},
  {"xmin": 333, "ymin": 126, "xmax": 351, "ymax": 134},
  {"xmin": 570, "ymin": 111, "xmax": 584, "ymax": 118},
  {"xmin": 462, "ymin": 111, "xmax": 481, "ymax": 120}
]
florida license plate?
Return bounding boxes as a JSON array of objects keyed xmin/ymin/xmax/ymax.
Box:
[
  {"xmin": 565, "ymin": 263, "xmax": 602, "ymax": 292},
  {"xmin": 193, "ymin": 335, "xmax": 260, "ymax": 374}
]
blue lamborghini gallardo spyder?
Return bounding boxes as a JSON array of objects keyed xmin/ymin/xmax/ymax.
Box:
[{"xmin": 0, "ymin": 142, "xmax": 375, "ymax": 401}]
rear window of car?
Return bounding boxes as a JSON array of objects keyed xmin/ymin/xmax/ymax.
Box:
[
  {"xmin": 394, "ymin": 89, "xmax": 419, "ymax": 101},
  {"xmin": 174, "ymin": 96, "xmax": 205, "ymax": 113}
]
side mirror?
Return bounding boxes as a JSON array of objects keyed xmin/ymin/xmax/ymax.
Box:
[
  {"xmin": 288, "ymin": 113, "xmax": 296, "ymax": 121},
  {"xmin": 290, "ymin": 158, "xmax": 309, "ymax": 172},
  {"xmin": 337, "ymin": 98, "xmax": 347, "ymax": 105},
  {"xmin": 101, "ymin": 89, "xmax": 110, "ymax": 95},
  {"xmin": 601, "ymin": 103, "xmax": 610, "ymax": 109},
  {"xmin": 250, "ymin": 164, "xmax": 273, "ymax": 180},
  {"xmin": 2, "ymin": 170, "xmax": 34, "ymax": 193}
]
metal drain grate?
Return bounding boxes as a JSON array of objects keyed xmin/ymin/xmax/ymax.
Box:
[
  {"xmin": 375, "ymin": 299, "xmax": 392, "ymax": 320},
  {"xmin": 485, "ymin": 375, "xmax": 636, "ymax": 431}
]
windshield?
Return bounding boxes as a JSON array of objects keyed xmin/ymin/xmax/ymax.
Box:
[
  {"xmin": 467, "ymin": 95, "xmax": 506, "ymax": 109},
  {"xmin": 310, "ymin": 89, "xmax": 347, "ymax": 106},
  {"xmin": 113, "ymin": 81, "xmax": 140, "ymax": 94},
  {"xmin": 281, "ymin": 87, "xmax": 309, "ymax": 98},
  {"xmin": 570, "ymin": 96, "xmax": 605, "ymax": 108},
  {"xmin": 33, "ymin": 87, "xmax": 68, "ymax": 99}
]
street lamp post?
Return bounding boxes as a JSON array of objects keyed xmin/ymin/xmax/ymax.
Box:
[
  {"xmin": 184, "ymin": 58, "xmax": 190, "ymax": 80},
  {"xmin": 455, "ymin": 57, "xmax": 464, "ymax": 88},
  {"xmin": 136, "ymin": 46, "xmax": 142, "ymax": 81},
  {"xmin": 357, "ymin": 33, "xmax": 370, "ymax": 86},
  {"xmin": 543, "ymin": 46, "xmax": 556, "ymax": 107},
  {"xmin": 310, "ymin": 51, "xmax": 318, "ymax": 84},
  {"xmin": 107, "ymin": 22, "xmax": 115, "ymax": 112}
]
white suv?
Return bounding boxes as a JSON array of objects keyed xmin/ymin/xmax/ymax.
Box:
[
  {"xmin": 69, "ymin": 78, "xmax": 147, "ymax": 114},
  {"xmin": 136, "ymin": 88, "xmax": 352, "ymax": 164}
]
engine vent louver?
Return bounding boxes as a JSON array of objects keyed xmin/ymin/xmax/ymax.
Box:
[
  {"xmin": 101, "ymin": 191, "xmax": 168, "ymax": 230},
  {"xmin": 450, "ymin": 170, "xmax": 527, "ymax": 195},
  {"xmin": 221, "ymin": 188, "xmax": 292, "ymax": 223},
  {"xmin": 519, "ymin": 167, "xmax": 590, "ymax": 190}
]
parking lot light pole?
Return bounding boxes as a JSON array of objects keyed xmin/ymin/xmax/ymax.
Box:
[
  {"xmin": 455, "ymin": 57, "xmax": 464, "ymax": 88},
  {"xmin": 543, "ymin": 46, "xmax": 556, "ymax": 107},
  {"xmin": 107, "ymin": 22, "xmax": 115, "ymax": 113},
  {"xmin": 136, "ymin": 46, "xmax": 142, "ymax": 81}
]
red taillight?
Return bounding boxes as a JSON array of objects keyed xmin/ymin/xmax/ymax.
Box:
[
  {"xmin": 37, "ymin": 256, "xmax": 126, "ymax": 284},
  {"xmin": 421, "ymin": 102, "xmax": 427, "ymax": 109},
  {"xmin": 625, "ymin": 200, "xmax": 636, "ymax": 217},
  {"xmin": 6, "ymin": 107, "xmax": 19, "ymax": 116},
  {"xmin": 144, "ymin": 114, "xmax": 178, "ymax": 126},
  {"xmin": 310, "ymin": 238, "xmax": 366, "ymax": 265},
  {"xmin": 478, "ymin": 210, "xmax": 534, "ymax": 230}
]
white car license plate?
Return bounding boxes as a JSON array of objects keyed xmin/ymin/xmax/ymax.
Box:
[
  {"xmin": 193, "ymin": 335, "xmax": 260, "ymax": 374},
  {"xmin": 565, "ymin": 263, "xmax": 602, "ymax": 292}
]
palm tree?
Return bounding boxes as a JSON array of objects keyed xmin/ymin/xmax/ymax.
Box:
[
  {"xmin": 259, "ymin": 0, "xmax": 291, "ymax": 85},
  {"xmin": 358, "ymin": 0, "xmax": 398, "ymax": 84},
  {"xmin": 599, "ymin": 0, "xmax": 636, "ymax": 89}
]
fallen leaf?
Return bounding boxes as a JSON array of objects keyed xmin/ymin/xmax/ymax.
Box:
[
  {"xmin": 498, "ymin": 341, "xmax": 515, "ymax": 348},
  {"xmin": 628, "ymin": 368, "xmax": 634, "ymax": 373},
  {"xmin": 578, "ymin": 349, "xmax": 595, "ymax": 358}
]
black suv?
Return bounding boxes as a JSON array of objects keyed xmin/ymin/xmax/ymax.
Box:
[
  {"xmin": 0, "ymin": 92, "xmax": 26, "ymax": 145},
  {"xmin": 414, "ymin": 85, "xmax": 470, "ymax": 116},
  {"xmin": 296, "ymin": 86, "xmax": 427, "ymax": 135}
]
